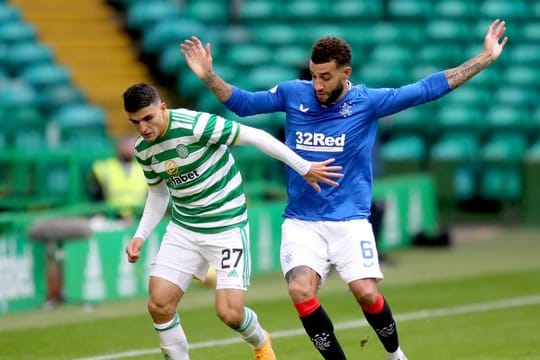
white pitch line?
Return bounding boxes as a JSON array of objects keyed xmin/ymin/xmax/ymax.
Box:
[{"xmin": 76, "ymin": 294, "xmax": 540, "ymax": 360}]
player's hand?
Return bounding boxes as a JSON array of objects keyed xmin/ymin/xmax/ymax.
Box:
[
  {"xmin": 125, "ymin": 237, "xmax": 144, "ymax": 263},
  {"xmin": 484, "ymin": 19, "xmax": 508, "ymax": 61},
  {"xmin": 180, "ymin": 36, "xmax": 213, "ymax": 81},
  {"xmin": 304, "ymin": 158, "xmax": 343, "ymax": 192}
]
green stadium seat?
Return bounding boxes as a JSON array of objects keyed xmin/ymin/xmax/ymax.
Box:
[
  {"xmin": 19, "ymin": 63, "xmax": 71, "ymax": 90},
  {"xmin": 0, "ymin": 79, "xmax": 37, "ymax": 108},
  {"xmin": 388, "ymin": 0, "xmax": 432, "ymax": 18},
  {"xmin": 7, "ymin": 42, "xmax": 55, "ymax": 76},
  {"xmin": 430, "ymin": 134, "xmax": 480, "ymax": 202},
  {"xmin": 431, "ymin": 133, "xmax": 480, "ymax": 162},
  {"xmin": 358, "ymin": 62, "xmax": 410, "ymax": 88},
  {"xmin": 484, "ymin": 106, "xmax": 529, "ymax": 134},
  {"xmin": 503, "ymin": 66, "xmax": 540, "ymax": 87},
  {"xmin": 141, "ymin": 18, "xmax": 204, "ymax": 55},
  {"xmin": 0, "ymin": 3, "xmax": 21, "ymax": 24},
  {"xmin": 302, "ymin": 25, "xmax": 347, "ymax": 47},
  {"xmin": 481, "ymin": 134, "xmax": 527, "ymax": 163},
  {"xmin": 493, "ymin": 86, "xmax": 536, "ymax": 109},
  {"xmin": 158, "ymin": 44, "xmax": 184, "ymax": 76},
  {"xmin": 479, "ymin": 0, "xmax": 530, "ymax": 20},
  {"xmin": 419, "ymin": 43, "xmax": 465, "ymax": 67},
  {"xmin": 369, "ymin": 44, "xmax": 414, "ymax": 66},
  {"xmin": 381, "ymin": 135, "xmax": 426, "ymax": 175},
  {"xmin": 508, "ymin": 44, "xmax": 540, "ymax": 65},
  {"xmin": 184, "ymin": 0, "xmax": 229, "ymax": 24},
  {"xmin": 364, "ymin": 21, "xmax": 425, "ymax": 46},
  {"xmin": 247, "ymin": 65, "xmax": 298, "ymax": 91},
  {"xmin": 249, "ymin": 24, "xmax": 303, "ymax": 47},
  {"xmin": 225, "ymin": 43, "xmax": 272, "ymax": 69},
  {"xmin": 0, "ymin": 21, "xmax": 36, "ymax": 45},
  {"xmin": 284, "ymin": 0, "xmax": 327, "ymax": 21},
  {"xmin": 37, "ymin": 84, "xmax": 86, "ymax": 115},
  {"xmin": 425, "ymin": 20, "xmax": 470, "ymax": 42},
  {"xmin": 379, "ymin": 106, "xmax": 432, "ymax": 138},
  {"xmin": 520, "ymin": 23, "xmax": 540, "ymax": 42},
  {"xmin": 237, "ymin": 0, "xmax": 282, "ymax": 23},
  {"xmin": 271, "ymin": 45, "xmax": 308, "ymax": 69},
  {"xmin": 14, "ymin": 128, "xmax": 47, "ymax": 151},
  {"xmin": 432, "ymin": 0, "xmax": 479, "ymax": 18},
  {"xmin": 176, "ymin": 67, "xmax": 206, "ymax": 99},
  {"xmin": 479, "ymin": 166, "xmax": 522, "ymax": 201},
  {"xmin": 441, "ymin": 85, "xmax": 491, "ymax": 109},
  {"xmin": 479, "ymin": 134, "xmax": 528, "ymax": 201},
  {"xmin": 6, "ymin": 107, "xmax": 47, "ymax": 151},
  {"xmin": 126, "ymin": 1, "xmax": 182, "ymax": 33},
  {"xmin": 434, "ymin": 104, "xmax": 484, "ymax": 136},
  {"xmin": 52, "ymin": 104, "xmax": 110, "ymax": 150},
  {"xmin": 330, "ymin": 0, "xmax": 383, "ymax": 19}
]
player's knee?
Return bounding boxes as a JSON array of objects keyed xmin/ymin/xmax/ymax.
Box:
[
  {"xmin": 147, "ymin": 297, "xmax": 176, "ymax": 318},
  {"xmin": 356, "ymin": 289, "xmax": 380, "ymax": 306},
  {"xmin": 287, "ymin": 280, "xmax": 316, "ymax": 301},
  {"xmin": 216, "ymin": 305, "xmax": 243, "ymax": 328}
]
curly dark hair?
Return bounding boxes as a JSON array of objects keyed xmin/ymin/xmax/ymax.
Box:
[
  {"xmin": 311, "ymin": 37, "xmax": 352, "ymax": 67},
  {"xmin": 123, "ymin": 83, "xmax": 161, "ymax": 112}
]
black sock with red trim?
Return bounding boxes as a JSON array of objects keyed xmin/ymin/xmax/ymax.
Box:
[{"xmin": 295, "ymin": 297, "xmax": 347, "ymax": 360}]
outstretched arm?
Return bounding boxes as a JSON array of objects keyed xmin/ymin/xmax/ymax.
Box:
[
  {"xmin": 235, "ymin": 125, "xmax": 343, "ymax": 192},
  {"xmin": 445, "ymin": 19, "xmax": 508, "ymax": 89},
  {"xmin": 181, "ymin": 36, "xmax": 232, "ymax": 102}
]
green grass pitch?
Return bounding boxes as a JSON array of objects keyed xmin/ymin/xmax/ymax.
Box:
[{"xmin": 1, "ymin": 227, "xmax": 539, "ymax": 359}]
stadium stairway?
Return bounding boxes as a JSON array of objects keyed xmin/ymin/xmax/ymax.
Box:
[{"xmin": 10, "ymin": 0, "xmax": 171, "ymax": 137}]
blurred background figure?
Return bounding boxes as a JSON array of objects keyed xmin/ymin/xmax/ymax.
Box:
[{"xmin": 88, "ymin": 135, "xmax": 147, "ymax": 221}]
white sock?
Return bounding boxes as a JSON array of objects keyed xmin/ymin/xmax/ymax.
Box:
[
  {"xmin": 154, "ymin": 313, "xmax": 189, "ymax": 360},
  {"xmin": 387, "ymin": 346, "xmax": 407, "ymax": 360},
  {"xmin": 234, "ymin": 307, "xmax": 265, "ymax": 349}
]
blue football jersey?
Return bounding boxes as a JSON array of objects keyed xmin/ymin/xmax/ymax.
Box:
[{"xmin": 225, "ymin": 72, "xmax": 451, "ymax": 221}]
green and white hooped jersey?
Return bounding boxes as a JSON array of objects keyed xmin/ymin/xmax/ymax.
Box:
[{"xmin": 134, "ymin": 108, "xmax": 247, "ymax": 233}]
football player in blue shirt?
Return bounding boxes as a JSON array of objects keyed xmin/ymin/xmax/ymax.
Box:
[{"xmin": 181, "ymin": 19, "xmax": 507, "ymax": 360}]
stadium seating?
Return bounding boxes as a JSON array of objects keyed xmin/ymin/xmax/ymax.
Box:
[
  {"xmin": 141, "ymin": 18, "xmax": 205, "ymax": 56},
  {"xmin": 51, "ymin": 104, "xmax": 111, "ymax": 151},
  {"xmin": 388, "ymin": 0, "xmax": 433, "ymax": 18},
  {"xmin": 104, "ymin": 0, "xmax": 540, "ymax": 214},
  {"xmin": 125, "ymin": 1, "xmax": 182, "ymax": 35},
  {"xmin": 6, "ymin": 42, "xmax": 55, "ymax": 76},
  {"xmin": 0, "ymin": 21, "xmax": 36, "ymax": 44},
  {"xmin": 430, "ymin": 134, "xmax": 480, "ymax": 203},
  {"xmin": 381, "ymin": 135, "xmax": 427, "ymax": 176},
  {"xmin": 479, "ymin": 134, "xmax": 528, "ymax": 201}
]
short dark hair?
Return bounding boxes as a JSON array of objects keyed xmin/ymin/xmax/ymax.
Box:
[
  {"xmin": 311, "ymin": 37, "xmax": 352, "ymax": 67},
  {"xmin": 123, "ymin": 83, "xmax": 161, "ymax": 112}
]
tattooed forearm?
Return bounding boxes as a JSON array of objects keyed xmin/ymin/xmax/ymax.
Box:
[
  {"xmin": 445, "ymin": 52, "xmax": 493, "ymax": 89},
  {"xmin": 203, "ymin": 71, "xmax": 232, "ymax": 102}
]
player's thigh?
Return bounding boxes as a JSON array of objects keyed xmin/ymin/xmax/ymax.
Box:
[
  {"xmin": 327, "ymin": 219, "xmax": 383, "ymax": 283},
  {"xmin": 148, "ymin": 274, "xmax": 184, "ymax": 314},
  {"xmin": 281, "ymin": 219, "xmax": 332, "ymax": 281},
  {"xmin": 152, "ymin": 223, "xmax": 207, "ymax": 284},
  {"xmin": 199, "ymin": 224, "xmax": 252, "ymax": 290}
]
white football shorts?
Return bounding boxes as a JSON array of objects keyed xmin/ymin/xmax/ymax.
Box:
[
  {"xmin": 150, "ymin": 222, "xmax": 251, "ymax": 291},
  {"xmin": 280, "ymin": 218, "xmax": 384, "ymax": 285}
]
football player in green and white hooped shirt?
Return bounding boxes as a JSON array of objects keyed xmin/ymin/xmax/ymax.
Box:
[{"xmin": 123, "ymin": 83, "xmax": 343, "ymax": 360}]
